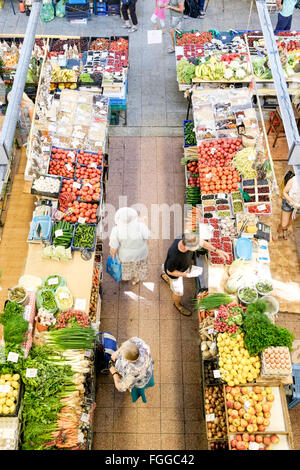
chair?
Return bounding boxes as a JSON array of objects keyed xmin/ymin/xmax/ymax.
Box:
[{"xmin": 267, "ymin": 104, "xmax": 300, "ymax": 148}]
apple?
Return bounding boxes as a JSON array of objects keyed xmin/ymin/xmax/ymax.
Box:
[
  {"xmin": 252, "ymin": 424, "xmax": 258, "ymax": 432},
  {"xmin": 256, "ymin": 394, "xmax": 264, "ymax": 402},
  {"xmin": 231, "ymin": 410, "xmax": 239, "ymax": 418},
  {"xmin": 238, "ymin": 408, "xmax": 245, "ymax": 417},
  {"xmin": 252, "ymin": 393, "xmax": 259, "ymax": 402},
  {"xmin": 240, "ymin": 419, "xmax": 248, "ymax": 428},
  {"xmin": 266, "ymin": 394, "xmax": 274, "ymax": 402},
  {"xmin": 256, "ymin": 416, "xmax": 264, "ymax": 425},
  {"xmin": 250, "ymin": 416, "xmax": 257, "ymax": 425},
  {"xmin": 271, "ymin": 434, "xmax": 280, "ymax": 444},
  {"xmin": 262, "ymin": 403, "xmax": 271, "ymax": 413},
  {"xmin": 255, "ymin": 404, "xmax": 262, "ymax": 413},
  {"xmin": 261, "ymin": 390, "xmax": 267, "ymax": 397},
  {"xmin": 237, "ymin": 426, "xmax": 245, "ymax": 433},
  {"xmin": 255, "ymin": 435, "xmax": 263, "ymax": 443},
  {"xmin": 228, "ymin": 416, "xmax": 234, "ymax": 424},
  {"xmin": 227, "ymin": 401, "xmax": 234, "ymax": 409},
  {"xmin": 264, "ymin": 411, "xmax": 271, "ymax": 419},
  {"xmin": 226, "ymin": 393, "xmax": 234, "ymax": 401},
  {"xmin": 236, "ymin": 441, "xmax": 246, "ymax": 450},
  {"xmin": 241, "ymin": 387, "xmax": 250, "ymax": 395},
  {"xmin": 263, "ymin": 436, "xmax": 271, "ymax": 446},
  {"xmin": 249, "ymin": 434, "xmax": 255, "ymax": 442},
  {"xmin": 229, "ymin": 425, "xmax": 237, "ymax": 433},
  {"xmin": 257, "ymin": 424, "xmax": 266, "ymax": 432},
  {"xmin": 234, "ymin": 401, "xmax": 242, "ymax": 411},
  {"xmin": 243, "ymin": 413, "xmax": 251, "ymax": 422},
  {"xmin": 231, "ymin": 387, "xmax": 240, "ymax": 396},
  {"xmin": 247, "ymin": 424, "xmax": 254, "ymax": 433},
  {"xmin": 235, "ymin": 434, "xmax": 242, "ymax": 442},
  {"xmin": 225, "ymin": 386, "xmax": 232, "ymax": 393},
  {"xmin": 257, "ymin": 411, "xmax": 264, "ymax": 418},
  {"xmin": 265, "ymin": 387, "xmax": 272, "ymax": 395},
  {"xmin": 247, "ymin": 407, "xmax": 256, "ymax": 416},
  {"xmin": 242, "ymin": 433, "xmax": 250, "ymax": 442},
  {"xmin": 231, "ymin": 439, "xmax": 237, "ymax": 448},
  {"xmin": 233, "ymin": 418, "xmax": 241, "ymax": 427},
  {"xmin": 253, "ymin": 386, "xmax": 262, "ymax": 394}
]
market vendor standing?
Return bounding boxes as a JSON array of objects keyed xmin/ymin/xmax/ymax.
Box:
[
  {"xmin": 161, "ymin": 232, "xmax": 230, "ymax": 316},
  {"xmin": 275, "ymin": 0, "xmax": 298, "ymax": 33},
  {"xmin": 7, "ymin": 91, "xmax": 34, "ymax": 147},
  {"xmin": 166, "ymin": 0, "xmax": 184, "ymax": 54}
]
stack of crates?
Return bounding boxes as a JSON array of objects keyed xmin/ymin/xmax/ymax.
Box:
[
  {"xmin": 93, "ymin": 0, "xmax": 107, "ymax": 15},
  {"xmin": 65, "ymin": 0, "xmax": 91, "ymax": 21},
  {"xmin": 107, "ymin": 0, "xmax": 120, "ymax": 15},
  {"xmin": 287, "ymin": 365, "xmax": 300, "ymax": 409}
]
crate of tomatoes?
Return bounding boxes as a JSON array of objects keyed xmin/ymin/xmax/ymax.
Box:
[
  {"xmin": 48, "ymin": 147, "xmax": 77, "ymax": 179},
  {"xmin": 79, "ymin": 178, "xmax": 102, "ymax": 204},
  {"xmin": 63, "ymin": 200, "xmax": 98, "ymax": 224},
  {"xmin": 76, "ymin": 150, "xmax": 103, "ymax": 167}
]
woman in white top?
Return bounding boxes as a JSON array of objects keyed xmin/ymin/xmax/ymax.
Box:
[
  {"xmin": 109, "ymin": 207, "xmax": 151, "ymax": 285},
  {"xmin": 276, "ymin": 175, "xmax": 300, "ymax": 240}
]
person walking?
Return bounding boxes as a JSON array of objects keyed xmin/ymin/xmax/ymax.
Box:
[
  {"xmin": 161, "ymin": 232, "xmax": 229, "ymax": 316},
  {"xmin": 121, "ymin": 0, "xmax": 143, "ymax": 33},
  {"xmin": 109, "ymin": 207, "xmax": 151, "ymax": 286},
  {"xmin": 275, "ymin": 0, "xmax": 298, "ymax": 33},
  {"xmin": 274, "ymin": 174, "xmax": 300, "ymax": 240},
  {"xmin": 166, "ymin": 0, "xmax": 184, "ymax": 53},
  {"xmin": 151, "ymin": 0, "xmax": 169, "ymax": 33},
  {"xmin": 109, "ymin": 337, "xmax": 154, "ymax": 403},
  {"xmin": 184, "ymin": 0, "xmax": 206, "ymax": 18}
]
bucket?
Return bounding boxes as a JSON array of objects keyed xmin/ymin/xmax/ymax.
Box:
[{"xmin": 261, "ymin": 295, "xmax": 279, "ymax": 316}]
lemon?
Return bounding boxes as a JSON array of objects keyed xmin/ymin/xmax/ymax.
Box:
[
  {"xmin": 228, "ymin": 380, "xmax": 235, "ymax": 387},
  {"xmin": 234, "ymin": 378, "xmax": 240, "ymax": 385}
]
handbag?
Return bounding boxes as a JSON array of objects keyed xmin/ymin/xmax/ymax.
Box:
[{"xmin": 106, "ymin": 255, "xmax": 122, "ymax": 282}]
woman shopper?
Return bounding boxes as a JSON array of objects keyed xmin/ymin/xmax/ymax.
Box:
[
  {"xmin": 161, "ymin": 232, "xmax": 229, "ymax": 316},
  {"xmin": 109, "ymin": 337, "xmax": 154, "ymax": 403},
  {"xmin": 275, "ymin": 0, "xmax": 298, "ymax": 33},
  {"xmin": 109, "ymin": 207, "xmax": 151, "ymax": 285},
  {"xmin": 274, "ymin": 174, "xmax": 300, "ymax": 240},
  {"xmin": 7, "ymin": 91, "xmax": 34, "ymax": 147},
  {"xmin": 121, "ymin": 0, "xmax": 143, "ymax": 33}
]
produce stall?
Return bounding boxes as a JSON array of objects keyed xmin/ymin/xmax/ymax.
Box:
[{"xmin": 0, "ymin": 33, "xmax": 127, "ymax": 450}]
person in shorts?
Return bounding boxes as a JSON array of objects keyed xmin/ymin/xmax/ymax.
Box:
[
  {"xmin": 161, "ymin": 232, "xmax": 229, "ymax": 316},
  {"xmin": 166, "ymin": 0, "xmax": 184, "ymax": 53},
  {"xmin": 274, "ymin": 175, "xmax": 300, "ymax": 240}
]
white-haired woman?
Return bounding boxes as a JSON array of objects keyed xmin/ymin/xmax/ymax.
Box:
[
  {"xmin": 7, "ymin": 92, "xmax": 34, "ymax": 146},
  {"xmin": 109, "ymin": 207, "xmax": 151, "ymax": 286},
  {"xmin": 109, "ymin": 337, "xmax": 154, "ymax": 403}
]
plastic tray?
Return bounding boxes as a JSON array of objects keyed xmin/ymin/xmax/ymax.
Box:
[
  {"xmin": 71, "ymin": 223, "xmax": 97, "ymax": 252},
  {"xmin": 30, "ymin": 175, "xmax": 62, "ymax": 199},
  {"xmin": 235, "ymin": 236, "xmax": 252, "ymax": 260}
]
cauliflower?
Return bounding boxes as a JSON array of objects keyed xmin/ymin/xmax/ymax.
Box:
[
  {"xmin": 229, "ymin": 60, "xmax": 241, "ymax": 71},
  {"xmin": 235, "ymin": 68, "xmax": 246, "ymax": 79},
  {"xmin": 224, "ymin": 68, "xmax": 234, "ymax": 80}
]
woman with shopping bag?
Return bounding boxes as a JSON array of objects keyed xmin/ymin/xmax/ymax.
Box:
[{"xmin": 108, "ymin": 207, "xmax": 151, "ymax": 285}]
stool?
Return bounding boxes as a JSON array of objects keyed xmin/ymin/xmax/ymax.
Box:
[{"xmin": 267, "ymin": 104, "xmax": 300, "ymax": 147}]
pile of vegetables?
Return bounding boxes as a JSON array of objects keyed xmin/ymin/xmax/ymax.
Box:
[
  {"xmin": 231, "ymin": 148, "xmax": 258, "ymax": 179},
  {"xmin": 52, "ymin": 221, "xmax": 74, "ymax": 249},
  {"xmin": 55, "ymin": 309, "xmax": 90, "ymax": 329},
  {"xmin": 41, "ymin": 245, "xmax": 72, "ymax": 262},
  {"xmin": 177, "ymin": 58, "xmax": 195, "ymax": 84},
  {"xmin": 176, "ymin": 31, "xmax": 213, "ymax": 45},
  {"xmin": 184, "ymin": 121, "xmax": 197, "ymax": 146},
  {"xmin": 214, "ymin": 303, "xmax": 245, "ymax": 335},
  {"xmin": 36, "ymin": 290, "xmax": 57, "ymax": 313},
  {"xmin": 73, "ymin": 224, "xmax": 96, "ymax": 250},
  {"xmin": 185, "ymin": 186, "xmax": 200, "ymax": 205},
  {"xmin": 0, "ymin": 373, "xmax": 20, "ymax": 416},
  {"xmin": 44, "ymin": 326, "xmax": 96, "ymax": 351},
  {"xmin": 238, "ymin": 287, "xmax": 258, "ymax": 304},
  {"xmin": 8, "ymin": 286, "xmax": 27, "ymax": 304},
  {"xmin": 197, "ymin": 293, "xmax": 234, "ymax": 311},
  {"xmin": 32, "ymin": 176, "xmax": 61, "ymax": 195},
  {"xmin": 242, "ymin": 301, "xmax": 294, "ymax": 356},
  {"xmin": 79, "ymin": 72, "xmax": 94, "ymax": 84},
  {"xmin": 43, "ymin": 275, "xmax": 66, "ymax": 291},
  {"xmin": 199, "ymin": 316, "xmax": 217, "ymax": 360},
  {"xmin": 252, "ymin": 56, "xmax": 272, "ymax": 80},
  {"xmin": 55, "ymin": 286, "xmax": 73, "ymax": 311},
  {"xmin": 0, "ymin": 302, "xmax": 28, "ymax": 346},
  {"xmin": 63, "ymin": 201, "xmax": 98, "ymax": 224}
]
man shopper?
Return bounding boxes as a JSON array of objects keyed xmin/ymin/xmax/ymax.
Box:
[
  {"xmin": 275, "ymin": 0, "xmax": 298, "ymax": 33},
  {"xmin": 161, "ymin": 232, "xmax": 229, "ymax": 316},
  {"xmin": 166, "ymin": 0, "xmax": 184, "ymax": 53}
]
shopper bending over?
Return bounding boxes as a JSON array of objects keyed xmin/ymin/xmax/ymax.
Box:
[
  {"xmin": 166, "ymin": 0, "xmax": 184, "ymax": 53},
  {"xmin": 109, "ymin": 207, "xmax": 151, "ymax": 286},
  {"xmin": 121, "ymin": 0, "xmax": 144, "ymax": 33},
  {"xmin": 275, "ymin": 0, "xmax": 297, "ymax": 33},
  {"xmin": 161, "ymin": 232, "xmax": 229, "ymax": 316},
  {"xmin": 109, "ymin": 337, "xmax": 154, "ymax": 403},
  {"xmin": 275, "ymin": 174, "xmax": 300, "ymax": 240}
]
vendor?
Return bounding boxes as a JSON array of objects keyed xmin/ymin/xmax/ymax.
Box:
[
  {"xmin": 7, "ymin": 91, "xmax": 34, "ymax": 147},
  {"xmin": 161, "ymin": 232, "xmax": 230, "ymax": 316},
  {"xmin": 109, "ymin": 337, "xmax": 154, "ymax": 402},
  {"xmin": 275, "ymin": 174, "xmax": 300, "ymax": 240}
]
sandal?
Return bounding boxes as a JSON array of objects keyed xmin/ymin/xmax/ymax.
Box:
[
  {"xmin": 160, "ymin": 273, "xmax": 170, "ymax": 285},
  {"xmin": 167, "ymin": 47, "xmax": 175, "ymax": 54},
  {"xmin": 283, "ymin": 230, "xmax": 289, "ymax": 240},
  {"xmin": 174, "ymin": 303, "xmax": 192, "ymax": 317}
]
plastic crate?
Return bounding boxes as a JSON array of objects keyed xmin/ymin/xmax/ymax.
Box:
[
  {"xmin": 287, "ymin": 364, "xmax": 300, "ymax": 408},
  {"xmin": 65, "ymin": 2, "xmax": 91, "ymax": 18},
  {"xmin": 107, "ymin": 4, "xmax": 120, "ymax": 13},
  {"xmin": 183, "ymin": 120, "xmax": 196, "ymax": 148},
  {"xmin": 109, "ymin": 79, "xmax": 127, "ymax": 107},
  {"xmin": 71, "ymin": 223, "xmax": 97, "ymax": 252},
  {"xmin": 68, "ymin": 0, "xmax": 88, "ymax": 3}
]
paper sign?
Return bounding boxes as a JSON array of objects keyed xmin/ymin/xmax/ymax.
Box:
[
  {"xmin": 211, "ymin": 148, "xmax": 216, "ymax": 154},
  {"xmin": 90, "ymin": 162, "xmax": 97, "ymax": 168},
  {"xmin": 244, "ymin": 400, "xmax": 251, "ymax": 410},
  {"xmin": 26, "ymin": 368, "xmax": 37, "ymax": 378},
  {"xmin": 80, "ymin": 412, "xmax": 90, "ymax": 424},
  {"xmin": 42, "ymin": 146, "xmax": 50, "ymax": 152},
  {"xmin": 55, "ymin": 227, "xmax": 64, "ymax": 237},
  {"xmin": 121, "ymin": 55, "xmax": 126, "ymax": 60},
  {"xmin": 65, "ymin": 163, "xmax": 73, "ymax": 172},
  {"xmin": 249, "ymin": 442, "xmax": 260, "ymax": 450},
  {"xmin": 48, "ymin": 277, "xmax": 59, "ymax": 286},
  {"xmin": 78, "ymin": 217, "xmax": 86, "ymax": 224},
  {"xmin": 147, "ymin": 30, "xmax": 162, "ymax": 45},
  {"xmin": 210, "ymin": 342, "xmax": 216, "ymax": 351},
  {"xmin": 208, "ymin": 328, "xmax": 214, "ymax": 335},
  {"xmin": 73, "ymin": 182, "xmax": 81, "ymax": 189},
  {"xmin": 214, "ymin": 310, "xmax": 219, "ymax": 319},
  {"xmin": 59, "ymin": 292, "xmax": 69, "ymax": 300},
  {"xmin": 248, "ymin": 154, "xmax": 255, "ymax": 161},
  {"xmin": 206, "ymin": 413, "xmax": 215, "ymax": 422},
  {"xmin": 213, "ymin": 370, "xmax": 221, "ymax": 378},
  {"xmin": 23, "ymin": 310, "xmax": 30, "ymax": 321},
  {"xmin": 206, "ymin": 173, "xmax": 212, "ymax": 179},
  {"xmin": 75, "ymin": 298, "xmax": 87, "ymax": 311},
  {"xmin": 0, "ymin": 385, "xmax": 11, "ymax": 393},
  {"xmin": 7, "ymin": 352, "xmax": 19, "ymax": 363},
  {"xmin": 257, "ymin": 204, "xmax": 267, "ymax": 211}
]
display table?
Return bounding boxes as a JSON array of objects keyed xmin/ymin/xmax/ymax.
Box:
[{"xmin": 23, "ymin": 244, "xmax": 95, "ymax": 314}]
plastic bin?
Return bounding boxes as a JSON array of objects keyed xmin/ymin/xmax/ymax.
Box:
[
  {"xmin": 287, "ymin": 364, "xmax": 300, "ymax": 409},
  {"xmin": 71, "ymin": 223, "xmax": 97, "ymax": 252},
  {"xmin": 183, "ymin": 120, "xmax": 196, "ymax": 148}
]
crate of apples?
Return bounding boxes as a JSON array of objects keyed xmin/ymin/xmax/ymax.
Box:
[
  {"xmin": 75, "ymin": 164, "xmax": 102, "ymax": 181},
  {"xmin": 230, "ymin": 433, "xmax": 281, "ymax": 450},
  {"xmin": 77, "ymin": 150, "xmax": 103, "ymax": 166},
  {"xmin": 49, "ymin": 147, "xmax": 76, "ymax": 178},
  {"xmin": 63, "ymin": 200, "xmax": 98, "ymax": 224},
  {"xmin": 79, "ymin": 179, "xmax": 102, "ymax": 203}
]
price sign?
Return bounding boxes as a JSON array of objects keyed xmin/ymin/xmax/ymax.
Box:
[
  {"xmin": 42, "ymin": 146, "xmax": 50, "ymax": 153},
  {"xmin": 78, "ymin": 217, "xmax": 86, "ymax": 224},
  {"xmin": 244, "ymin": 400, "xmax": 251, "ymax": 411},
  {"xmin": 257, "ymin": 204, "xmax": 267, "ymax": 211},
  {"xmin": 248, "ymin": 154, "xmax": 255, "ymax": 161},
  {"xmin": 26, "ymin": 368, "xmax": 37, "ymax": 378},
  {"xmin": 59, "ymin": 292, "xmax": 69, "ymax": 300},
  {"xmin": 48, "ymin": 277, "xmax": 59, "ymax": 286},
  {"xmin": 86, "ymin": 182, "xmax": 93, "ymax": 189},
  {"xmin": 205, "ymin": 173, "xmax": 212, "ymax": 179},
  {"xmin": 208, "ymin": 328, "xmax": 214, "ymax": 335},
  {"xmin": 23, "ymin": 309, "xmax": 30, "ymax": 322},
  {"xmin": 67, "ymin": 152, "xmax": 76, "ymax": 160},
  {"xmin": 249, "ymin": 442, "xmax": 260, "ymax": 450},
  {"xmin": 195, "ymin": 32, "xmax": 200, "ymax": 37},
  {"xmin": 206, "ymin": 413, "xmax": 215, "ymax": 422},
  {"xmin": 65, "ymin": 163, "xmax": 73, "ymax": 172},
  {"xmin": 214, "ymin": 310, "xmax": 219, "ymax": 319},
  {"xmin": 121, "ymin": 55, "xmax": 126, "ymax": 60},
  {"xmin": 55, "ymin": 229, "xmax": 63, "ymax": 238},
  {"xmin": 73, "ymin": 182, "xmax": 81, "ymax": 189},
  {"xmin": 90, "ymin": 162, "xmax": 97, "ymax": 168},
  {"xmin": 0, "ymin": 384, "xmax": 11, "ymax": 393},
  {"xmin": 80, "ymin": 412, "xmax": 90, "ymax": 424},
  {"xmin": 213, "ymin": 370, "xmax": 221, "ymax": 379},
  {"xmin": 210, "ymin": 148, "xmax": 216, "ymax": 154},
  {"xmin": 210, "ymin": 342, "xmax": 216, "ymax": 351},
  {"xmin": 74, "ymin": 298, "xmax": 87, "ymax": 311},
  {"xmin": 7, "ymin": 352, "xmax": 19, "ymax": 363}
]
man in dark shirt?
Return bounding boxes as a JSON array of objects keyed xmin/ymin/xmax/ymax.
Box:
[{"xmin": 162, "ymin": 232, "xmax": 229, "ymax": 316}]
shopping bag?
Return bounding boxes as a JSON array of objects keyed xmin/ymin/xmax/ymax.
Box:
[
  {"xmin": 55, "ymin": 0, "xmax": 66, "ymax": 17},
  {"xmin": 106, "ymin": 255, "xmax": 122, "ymax": 282}
]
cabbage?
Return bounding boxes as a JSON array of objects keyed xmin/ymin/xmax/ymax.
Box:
[
  {"xmin": 224, "ymin": 68, "xmax": 234, "ymax": 80},
  {"xmin": 235, "ymin": 68, "xmax": 246, "ymax": 79}
]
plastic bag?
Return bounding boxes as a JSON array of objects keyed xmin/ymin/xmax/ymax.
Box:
[
  {"xmin": 40, "ymin": 0, "xmax": 54, "ymax": 22},
  {"xmin": 55, "ymin": 0, "xmax": 66, "ymax": 18},
  {"xmin": 106, "ymin": 255, "xmax": 122, "ymax": 282}
]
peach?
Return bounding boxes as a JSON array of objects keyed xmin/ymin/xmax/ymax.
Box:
[
  {"xmin": 266, "ymin": 394, "xmax": 274, "ymax": 402},
  {"xmin": 271, "ymin": 435, "xmax": 280, "ymax": 444},
  {"xmin": 233, "ymin": 418, "xmax": 241, "ymax": 427},
  {"xmin": 247, "ymin": 424, "xmax": 254, "ymax": 433},
  {"xmin": 238, "ymin": 408, "xmax": 245, "ymax": 417},
  {"xmin": 242, "ymin": 433, "xmax": 250, "ymax": 442},
  {"xmin": 227, "ymin": 401, "xmax": 234, "ymax": 409},
  {"xmin": 264, "ymin": 411, "xmax": 271, "ymax": 419},
  {"xmin": 231, "ymin": 410, "xmax": 239, "ymax": 418},
  {"xmin": 256, "ymin": 416, "xmax": 264, "ymax": 425},
  {"xmin": 255, "ymin": 404, "xmax": 262, "ymax": 413},
  {"xmin": 235, "ymin": 434, "xmax": 242, "ymax": 442},
  {"xmin": 263, "ymin": 436, "xmax": 271, "ymax": 446},
  {"xmin": 253, "ymin": 386, "xmax": 262, "ymax": 394},
  {"xmin": 252, "ymin": 424, "xmax": 258, "ymax": 432},
  {"xmin": 229, "ymin": 425, "xmax": 237, "ymax": 433},
  {"xmin": 249, "ymin": 434, "xmax": 255, "ymax": 442},
  {"xmin": 225, "ymin": 386, "xmax": 232, "ymax": 393},
  {"xmin": 228, "ymin": 416, "xmax": 234, "ymax": 424}
]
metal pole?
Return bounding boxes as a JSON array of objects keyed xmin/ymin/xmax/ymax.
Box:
[
  {"xmin": 255, "ymin": 0, "xmax": 300, "ymax": 185},
  {"xmin": 0, "ymin": 0, "xmax": 42, "ymax": 165}
]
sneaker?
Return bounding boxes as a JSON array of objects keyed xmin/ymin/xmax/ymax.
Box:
[
  {"xmin": 199, "ymin": 11, "xmax": 205, "ymax": 18},
  {"xmin": 129, "ymin": 27, "xmax": 138, "ymax": 33},
  {"xmin": 122, "ymin": 23, "xmax": 131, "ymax": 28},
  {"xmin": 167, "ymin": 46, "xmax": 175, "ymax": 53}
]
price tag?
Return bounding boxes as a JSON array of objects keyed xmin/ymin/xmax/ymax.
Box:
[
  {"xmin": 23, "ymin": 309, "xmax": 30, "ymax": 322},
  {"xmin": 74, "ymin": 298, "xmax": 87, "ymax": 311},
  {"xmin": 59, "ymin": 292, "xmax": 69, "ymax": 300},
  {"xmin": 248, "ymin": 154, "xmax": 255, "ymax": 161},
  {"xmin": 26, "ymin": 368, "xmax": 37, "ymax": 378},
  {"xmin": 48, "ymin": 277, "xmax": 59, "ymax": 286},
  {"xmin": 80, "ymin": 412, "xmax": 90, "ymax": 424},
  {"xmin": 210, "ymin": 147, "xmax": 216, "ymax": 154},
  {"xmin": 42, "ymin": 146, "xmax": 50, "ymax": 152},
  {"xmin": 249, "ymin": 442, "xmax": 260, "ymax": 450},
  {"xmin": 95, "ymin": 141, "xmax": 103, "ymax": 147},
  {"xmin": 121, "ymin": 55, "xmax": 126, "ymax": 60},
  {"xmin": 208, "ymin": 328, "xmax": 215, "ymax": 335},
  {"xmin": 0, "ymin": 384, "xmax": 11, "ymax": 393},
  {"xmin": 213, "ymin": 370, "xmax": 221, "ymax": 379},
  {"xmin": 244, "ymin": 400, "xmax": 251, "ymax": 411},
  {"xmin": 257, "ymin": 204, "xmax": 267, "ymax": 212},
  {"xmin": 73, "ymin": 182, "xmax": 81, "ymax": 189},
  {"xmin": 214, "ymin": 310, "xmax": 219, "ymax": 319},
  {"xmin": 89, "ymin": 162, "xmax": 97, "ymax": 168},
  {"xmin": 205, "ymin": 173, "xmax": 212, "ymax": 179},
  {"xmin": 7, "ymin": 352, "xmax": 19, "ymax": 363},
  {"xmin": 210, "ymin": 342, "xmax": 216, "ymax": 351},
  {"xmin": 55, "ymin": 229, "xmax": 64, "ymax": 238},
  {"xmin": 78, "ymin": 217, "xmax": 86, "ymax": 224},
  {"xmin": 195, "ymin": 32, "xmax": 200, "ymax": 37},
  {"xmin": 85, "ymin": 350, "xmax": 92, "ymax": 358},
  {"xmin": 206, "ymin": 413, "xmax": 215, "ymax": 422},
  {"xmin": 65, "ymin": 163, "xmax": 73, "ymax": 172}
]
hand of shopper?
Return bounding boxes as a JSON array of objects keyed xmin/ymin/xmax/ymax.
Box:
[
  {"xmin": 111, "ymin": 352, "xmax": 118, "ymax": 362},
  {"xmin": 216, "ymin": 249, "xmax": 230, "ymax": 262},
  {"xmin": 110, "ymin": 365, "xmax": 117, "ymax": 375},
  {"xmin": 276, "ymin": 2, "xmax": 282, "ymax": 10}
]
